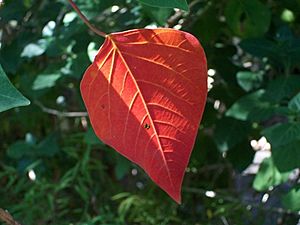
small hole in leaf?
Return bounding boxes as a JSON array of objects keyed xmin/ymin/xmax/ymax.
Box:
[
  {"xmin": 101, "ymin": 104, "xmax": 105, "ymax": 109},
  {"xmin": 144, "ymin": 123, "xmax": 150, "ymax": 129}
]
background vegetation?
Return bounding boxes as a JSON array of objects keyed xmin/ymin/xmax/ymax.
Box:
[{"xmin": 0, "ymin": 0, "xmax": 300, "ymax": 224}]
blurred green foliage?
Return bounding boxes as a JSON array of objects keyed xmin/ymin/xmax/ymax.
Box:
[{"xmin": 1, "ymin": 0, "xmax": 300, "ymax": 224}]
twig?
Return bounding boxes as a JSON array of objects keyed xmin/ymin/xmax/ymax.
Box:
[
  {"xmin": 35, "ymin": 101, "xmax": 88, "ymax": 117},
  {"xmin": 67, "ymin": 0, "xmax": 107, "ymax": 38},
  {"xmin": 0, "ymin": 208, "xmax": 22, "ymax": 225}
]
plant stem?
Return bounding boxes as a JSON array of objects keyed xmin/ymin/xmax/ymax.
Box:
[
  {"xmin": 0, "ymin": 208, "xmax": 22, "ymax": 225},
  {"xmin": 67, "ymin": 0, "xmax": 106, "ymax": 38}
]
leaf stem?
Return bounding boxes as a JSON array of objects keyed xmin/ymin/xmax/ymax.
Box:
[
  {"xmin": 0, "ymin": 208, "xmax": 22, "ymax": 225},
  {"xmin": 67, "ymin": 0, "xmax": 106, "ymax": 38}
]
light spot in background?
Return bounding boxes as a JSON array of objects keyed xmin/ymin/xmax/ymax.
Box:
[
  {"xmin": 173, "ymin": 24, "xmax": 182, "ymax": 30},
  {"xmin": 205, "ymin": 190, "xmax": 216, "ymax": 198},
  {"xmin": 207, "ymin": 77, "xmax": 214, "ymax": 91},
  {"xmin": 178, "ymin": 19, "xmax": 184, "ymax": 24},
  {"xmin": 81, "ymin": 117, "xmax": 88, "ymax": 129},
  {"xmin": 250, "ymin": 136, "xmax": 271, "ymax": 151},
  {"xmin": 111, "ymin": 5, "xmax": 120, "ymax": 13},
  {"xmin": 213, "ymin": 100, "xmax": 220, "ymax": 110},
  {"xmin": 28, "ymin": 169, "xmax": 36, "ymax": 181},
  {"xmin": 56, "ymin": 96, "xmax": 65, "ymax": 105},
  {"xmin": 243, "ymin": 61, "xmax": 252, "ymax": 68},
  {"xmin": 136, "ymin": 181, "xmax": 144, "ymax": 189},
  {"xmin": 243, "ymin": 136, "xmax": 272, "ymax": 175},
  {"xmin": 222, "ymin": 151, "xmax": 227, "ymax": 158},
  {"xmin": 9, "ymin": 20, "xmax": 18, "ymax": 28},
  {"xmin": 131, "ymin": 168, "xmax": 138, "ymax": 176},
  {"xmin": 191, "ymin": 167, "xmax": 197, "ymax": 173},
  {"xmin": 63, "ymin": 12, "xmax": 77, "ymax": 24},
  {"xmin": 87, "ymin": 42, "xmax": 98, "ymax": 62},
  {"xmin": 281, "ymin": 9, "xmax": 295, "ymax": 23},
  {"xmin": 145, "ymin": 23, "xmax": 158, "ymax": 29},
  {"xmin": 208, "ymin": 69, "xmax": 216, "ymax": 76},
  {"xmin": 261, "ymin": 193, "xmax": 269, "ymax": 203},
  {"xmin": 42, "ymin": 20, "xmax": 56, "ymax": 37},
  {"xmin": 120, "ymin": 8, "xmax": 127, "ymax": 14}
]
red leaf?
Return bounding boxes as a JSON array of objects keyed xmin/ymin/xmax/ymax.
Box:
[{"xmin": 80, "ymin": 28, "xmax": 207, "ymax": 203}]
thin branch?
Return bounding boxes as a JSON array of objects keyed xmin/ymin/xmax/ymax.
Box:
[
  {"xmin": 35, "ymin": 101, "xmax": 88, "ymax": 117},
  {"xmin": 0, "ymin": 208, "xmax": 22, "ymax": 225},
  {"xmin": 67, "ymin": 0, "xmax": 107, "ymax": 38}
]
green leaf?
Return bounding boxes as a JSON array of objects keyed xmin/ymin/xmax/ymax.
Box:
[
  {"xmin": 0, "ymin": 64, "xmax": 30, "ymax": 112},
  {"xmin": 288, "ymin": 93, "xmax": 300, "ymax": 113},
  {"xmin": 226, "ymin": 90, "xmax": 266, "ymax": 121},
  {"xmin": 262, "ymin": 122, "xmax": 300, "ymax": 148},
  {"xmin": 240, "ymin": 36, "xmax": 300, "ymax": 68},
  {"xmin": 137, "ymin": 0, "xmax": 188, "ymax": 11},
  {"xmin": 191, "ymin": 4, "xmax": 222, "ymax": 45},
  {"xmin": 263, "ymin": 76, "xmax": 300, "ymax": 103},
  {"xmin": 247, "ymin": 105, "xmax": 289, "ymax": 122},
  {"xmin": 37, "ymin": 132, "xmax": 60, "ymax": 157},
  {"xmin": 253, "ymin": 157, "xmax": 290, "ymax": 191},
  {"xmin": 236, "ymin": 71, "xmax": 263, "ymax": 92},
  {"xmin": 7, "ymin": 141, "xmax": 34, "ymax": 159},
  {"xmin": 84, "ymin": 127, "xmax": 105, "ymax": 146},
  {"xmin": 239, "ymin": 38, "xmax": 279, "ymax": 65},
  {"xmin": 32, "ymin": 73, "xmax": 62, "ymax": 90},
  {"xmin": 273, "ymin": 141, "xmax": 300, "ymax": 172},
  {"xmin": 141, "ymin": 4, "xmax": 172, "ymax": 26},
  {"xmin": 115, "ymin": 155, "xmax": 131, "ymax": 180},
  {"xmin": 282, "ymin": 185, "xmax": 300, "ymax": 211},
  {"xmin": 225, "ymin": 0, "xmax": 271, "ymax": 37},
  {"xmin": 214, "ymin": 117, "xmax": 251, "ymax": 152}
]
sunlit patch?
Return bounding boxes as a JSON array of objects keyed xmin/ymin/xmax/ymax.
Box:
[
  {"xmin": 261, "ymin": 193, "xmax": 269, "ymax": 203},
  {"xmin": 243, "ymin": 61, "xmax": 252, "ymax": 68},
  {"xmin": 145, "ymin": 23, "xmax": 158, "ymax": 29},
  {"xmin": 111, "ymin": 5, "xmax": 120, "ymax": 13},
  {"xmin": 28, "ymin": 169, "xmax": 36, "ymax": 181},
  {"xmin": 173, "ymin": 24, "xmax": 182, "ymax": 30},
  {"xmin": 42, "ymin": 21, "xmax": 56, "ymax": 37},
  {"xmin": 281, "ymin": 9, "xmax": 295, "ymax": 23},
  {"xmin": 250, "ymin": 136, "xmax": 271, "ymax": 151},
  {"xmin": 207, "ymin": 69, "xmax": 216, "ymax": 76},
  {"xmin": 207, "ymin": 77, "xmax": 214, "ymax": 91},
  {"xmin": 205, "ymin": 190, "xmax": 216, "ymax": 198},
  {"xmin": 131, "ymin": 169, "xmax": 138, "ymax": 176},
  {"xmin": 213, "ymin": 100, "xmax": 220, "ymax": 110},
  {"xmin": 56, "ymin": 96, "xmax": 65, "ymax": 105}
]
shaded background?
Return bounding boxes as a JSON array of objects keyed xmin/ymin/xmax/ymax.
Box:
[{"xmin": 0, "ymin": 0, "xmax": 300, "ymax": 224}]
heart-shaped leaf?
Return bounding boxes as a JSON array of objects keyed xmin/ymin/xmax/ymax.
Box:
[{"xmin": 80, "ymin": 28, "xmax": 207, "ymax": 203}]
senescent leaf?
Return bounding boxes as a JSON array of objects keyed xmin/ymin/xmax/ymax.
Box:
[{"xmin": 80, "ymin": 28, "xmax": 207, "ymax": 203}]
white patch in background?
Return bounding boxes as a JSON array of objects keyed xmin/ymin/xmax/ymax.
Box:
[
  {"xmin": 111, "ymin": 5, "xmax": 120, "ymax": 13},
  {"xmin": 42, "ymin": 21, "xmax": 56, "ymax": 37},
  {"xmin": 145, "ymin": 23, "xmax": 158, "ymax": 29},
  {"xmin": 208, "ymin": 69, "xmax": 216, "ymax": 76},
  {"xmin": 205, "ymin": 190, "xmax": 216, "ymax": 198},
  {"xmin": 243, "ymin": 136, "xmax": 272, "ymax": 175},
  {"xmin": 28, "ymin": 169, "xmax": 36, "ymax": 181}
]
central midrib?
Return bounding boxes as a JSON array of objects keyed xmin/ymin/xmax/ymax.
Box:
[{"xmin": 107, "ymin": 35, "xmax": 175, "ymax": 192}]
